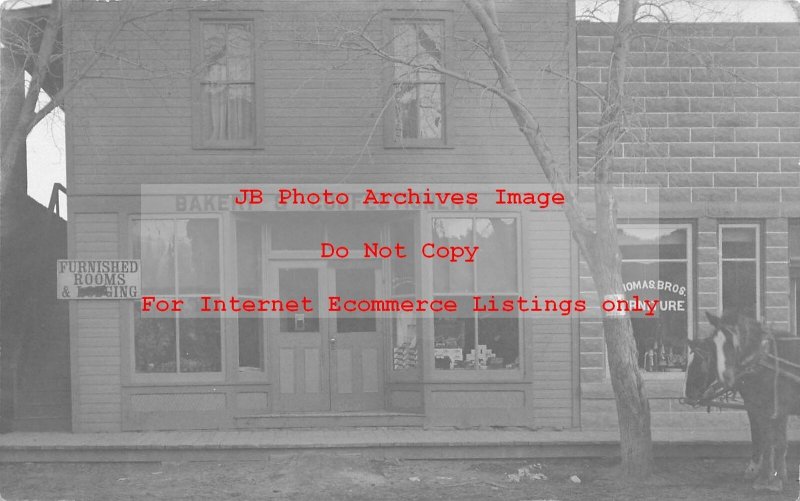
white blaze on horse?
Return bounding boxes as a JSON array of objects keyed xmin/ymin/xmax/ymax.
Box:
[{"xmin": 685, "ymin": 312, "xmax": 800, "ymax": 492}]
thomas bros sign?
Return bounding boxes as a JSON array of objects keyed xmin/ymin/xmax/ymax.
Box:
[{"xmin": 57, "ymin": 260, "xmax": 141, "ymax": 300}]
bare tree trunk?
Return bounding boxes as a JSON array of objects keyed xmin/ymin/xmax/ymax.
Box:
[
  {"xmin": 604, "ymin": 315, "xmax": 653, "ymax": 475},
  {"xmin": 462, "ymin": 0, "xmax": 653, "ymax": 476},
  {"xmin": 587, "ymin": 233, "xmax": 653, "ymax": 477},
  {"xmin": 588, "ymin": 0, "xmax": 653, "ymax": 477}
]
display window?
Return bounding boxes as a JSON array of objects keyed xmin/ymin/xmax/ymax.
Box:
[
  {"xmin": 390, "ymin": 220, "xmax": 419, "ymax": 370},
  {"xmin": 132, "ymin": 217, "xmax": 223, "ymax": 374},
  {"xmin": 432, "ymin": 217, "xmax": 520, "ymax": 370},
  {"xmin": 792, "ymin": 272, "xmax": 799, "ymax": 337},
  {"xmin": 236, "ymin": 220, "xmax": 265, "ymax": 372},
  {"xmin": 791, "ymin": 219, "xmax": 800, "ymax": 336},
  {"xmin": 619, "ymin": 224, "xmax": 692, "ymax": 373}
]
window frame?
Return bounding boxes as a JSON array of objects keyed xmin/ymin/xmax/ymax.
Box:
[
  {"xmin": 389, "ymin": 217, "xmax": 421, "ymax": 374},
  {"xmin": 791, "ymin": 272, "xmax": 799, "ymax": 336},
  {"xmin": 429, "ymin": 214, "xmax": 523, "ymax": 375},
  {"xmin": 190, "ymin": 11, "xmax": 264, "ymax": 150},
  {"xmin": 382, "ymin": 10, "xmax": 454, "ymax": 149},
  {"xmin": 718, "ymin": 223, "xmax": 762, "ymax": 321},
  {"xmin": 789, "ymin": 219, "xmax": 799, "ymax": 336},
  {"xmin": 616, "ymin": 222, "xmax": 695, "ymax": 379},
  {"xmin": 129, "ymin": 214, "xmax": 226, "ymax": 385},
  {"xmin": 234, "ymin": 218, "xmax": 268, "ymax": 380}
]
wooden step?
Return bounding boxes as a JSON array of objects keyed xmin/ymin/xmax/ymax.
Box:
[{"xmin": 582, "ymin": 410, "xmax": 752, "ymax": 430}]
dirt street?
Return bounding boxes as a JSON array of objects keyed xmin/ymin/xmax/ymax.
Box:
[{"xmin": 0, "ymin": 455, "xmax": 798, "ymax": 500}]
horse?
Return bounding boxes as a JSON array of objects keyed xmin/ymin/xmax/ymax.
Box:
[
  {"xmin": 685, "ymin": 331, "xmax": 769, "ymax": 484},
  {"xmin": 697, "ymin": 311, "xmax": 800, "ymax": 492},
  {"xmin": 685, "ymin": 330, "xmax": 768, "ymax": 487}
]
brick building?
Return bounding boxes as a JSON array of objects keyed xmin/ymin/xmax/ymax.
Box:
[{"xmin": 576, "ymin": 21, "xmax": 800, "ymax": 429}]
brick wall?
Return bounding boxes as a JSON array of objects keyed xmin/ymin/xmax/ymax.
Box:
[
  {"xmin": 576, "ymin": 23, "xmax": 799, "ymax": 428},
  {"xmin": 578, "ymin": 23, "xmax": 800, "ymax": 205}
]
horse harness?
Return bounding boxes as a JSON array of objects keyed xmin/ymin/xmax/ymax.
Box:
[
  {"xmin": 687, "ymin": 328, "xmax": 800, "ymax": 415},
  {"xmin": 742, "ymin": 334, "xmax": 800, "ymax": 418}
]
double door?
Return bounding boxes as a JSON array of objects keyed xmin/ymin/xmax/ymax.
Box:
[{"xmin": 268, "ymin": 261, "xmax": 384, "ymax": 412}]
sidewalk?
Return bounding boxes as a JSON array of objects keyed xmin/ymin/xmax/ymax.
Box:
[{"xmin": 1, "ymin": 427, "xmax": 798, "ymax": 462}]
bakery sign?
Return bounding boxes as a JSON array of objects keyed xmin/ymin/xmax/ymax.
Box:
[{"xmin": 57, "ymin": 260, "xmax": 141, "ymax": 299}]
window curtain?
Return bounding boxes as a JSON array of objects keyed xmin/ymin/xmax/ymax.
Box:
[{"xmin": 203, "ymin": 22, "xmax": 254, "ymax": 143}]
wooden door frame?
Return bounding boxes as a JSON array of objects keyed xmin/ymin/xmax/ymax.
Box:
[
  {"xmin": 267, "ymin": 260, "xmax": 331, "ymax": 412},
  {"xmin": 326, "ymin": 263, "xmax": 386, "ymax": 412}
]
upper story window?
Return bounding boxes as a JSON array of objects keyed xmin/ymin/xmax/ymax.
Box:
[
  {"xmin": 384, "ymin": 13, "xmax": 452, "ymax": 148},
  {"xmin": 191, "ymin": 13, "xmax": 262, "ymax": 149}
]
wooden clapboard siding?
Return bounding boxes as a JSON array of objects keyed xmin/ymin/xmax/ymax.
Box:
[
  {"xmin": 64, "ymin": 0, "xmax": 572, "ymax": 195},
  {"xmin": 71, "ymin": 213, "xmax": 122, "ymax": 432},
  {"xmin": 63, "ymin": 0, "xmax": 576, "ymax": 430},
  {"xmin": 524, "ymin": 209, "xmax": 575, "ymax": 427}
]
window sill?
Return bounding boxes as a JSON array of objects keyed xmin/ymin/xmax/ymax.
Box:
[
  {"xmin": 384, "ymin": 142, "xmax": 455, "ymax": 150},
  {"xmin": 424, "ymin": 369, "xmax": 524, "ymax": 384},
  {"xmin": 641, "ymin": 370, "xmax": 686, "ymax": 380},
  {"xmin": 128, "ymin": 373, "xmax": 226, "ymax": 386},
  {"xmin": 123, "ymin": 381, "xmax": 269, "ymax": 389},
  {"xmin": 191, "ymin": 145, "xmax": 265, "ymax": 151}
]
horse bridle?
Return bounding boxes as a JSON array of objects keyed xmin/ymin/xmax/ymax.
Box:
[
  {"xmin": 716, "ymin": 321, "xmax": 773, "ymax": 381},
  {"xmin": 681, "ymin": 323, "xmax": 746, "ymax": 409},
  {"xmin": 683, "ymin": 318, "xmax": 784, "ymax": 411},
  {"xmin": 682, "ymin": 343, "xmax": 734, "ymax": 407}
]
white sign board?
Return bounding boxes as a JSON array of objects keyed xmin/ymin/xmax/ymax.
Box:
[{"xmin": 57, "ymin": 260, "xmax": 141, "ymax": 299}]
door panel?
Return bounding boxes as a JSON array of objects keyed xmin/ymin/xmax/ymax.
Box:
[
  {"xmin": 267, "ymin": 261, "xmax": 386, "ymax": 413},
  {"xmin": 329, "ymin": 266, "xmax": 384, "ymax": 411},
  {"xmin": 269, "ymin": 264, "xmax": 330, "ymax": 412}
]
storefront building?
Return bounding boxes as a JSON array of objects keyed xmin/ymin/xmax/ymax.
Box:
[
  {"xmin": 577, "ymin": 21, "xmax": 800, "ymax": 429},
  {"xmin": 62, "ymin": 1, "xmax": 800, "ymax": 434},
  {"xmin": 64, "ymin": 1, "xmax": 579, "ymax": 432}
]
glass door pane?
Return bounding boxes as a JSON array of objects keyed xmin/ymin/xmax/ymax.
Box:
[
  {"xmin": 329, "ymin": 265, "xmax": 384, "ymax": 411},
  {"xmin": 268, "ymin": 263, "xmax": 329, "ymax": 412}
]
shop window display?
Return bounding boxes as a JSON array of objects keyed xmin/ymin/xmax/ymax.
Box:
[
  {"xmin": 432, "ymin": 218, "xmax": 519, "ymax": 370},
  {"xmin": 619, "ymin": 225, "xmax": 691, "ymax": 372},
  {"xmin": 391, "ymin": 221, "xmax": 418, "ymax": 370},
  {"xmin": 393, "ymin": 313, "xmax": 419, "ymax": 370},
  {"xmin": 791, "ymin": 220, "xmax": 800, "ymax": 336},
  {"xmin": 132, "ymin": 218, "xmax": 222, "ymax": 373},
  {"xmin": 237, "ymin": 221, "xmax": 263, "ymax": 371}
]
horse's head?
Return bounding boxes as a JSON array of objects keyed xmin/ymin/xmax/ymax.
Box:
[
  {"xmin": 684, "ymin": 336, "xmax": 717, "ymax": 403},
  {"xmin": 705, "ymin": 311, "xmax": 764, "ymax": 389}
]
